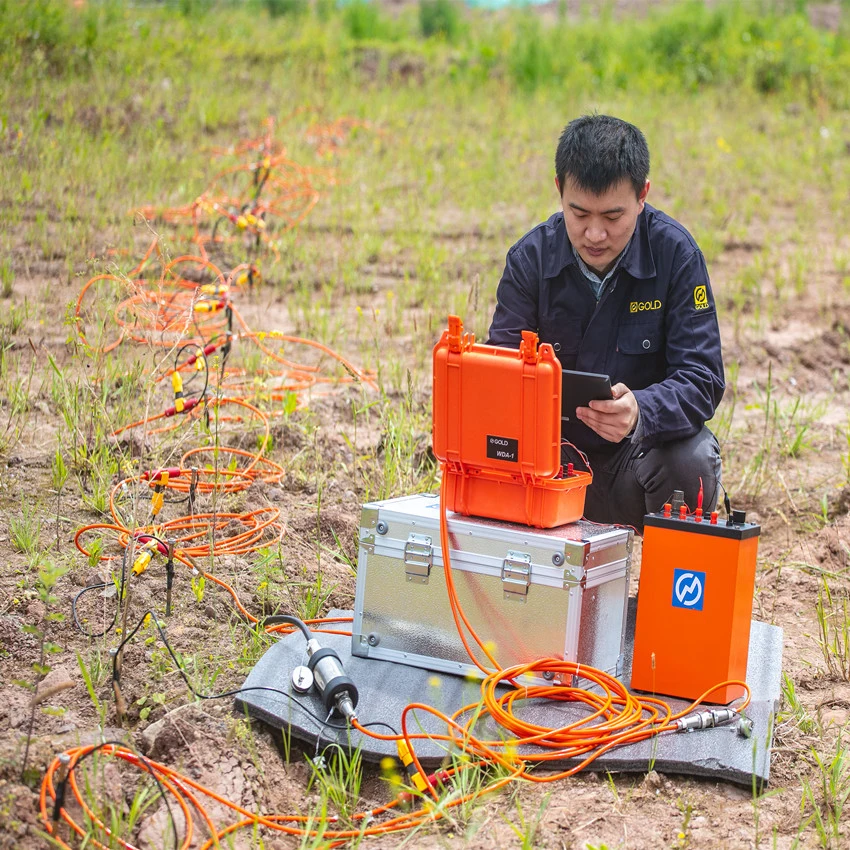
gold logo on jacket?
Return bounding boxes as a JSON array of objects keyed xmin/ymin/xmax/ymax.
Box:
[
  {"xmin": 629, "ymin": 299, "xmax": 662, "ymax": 313},
  {"xmin": 693, "ymin": 286, "xmax": 709, "ymax": 310}
]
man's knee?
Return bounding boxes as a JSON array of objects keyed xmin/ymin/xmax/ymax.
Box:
[{"xmin": 640, "ymin": 427, "xmax": 722, "ymax": 513}]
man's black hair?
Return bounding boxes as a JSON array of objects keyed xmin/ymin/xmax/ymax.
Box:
[{"xmin": 555, "ymin": 115, "xmax": 649, "ymax": 199}]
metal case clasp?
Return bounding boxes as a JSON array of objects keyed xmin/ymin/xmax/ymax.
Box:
[
  {"xmin": 403, "ymin": 533, "xmax": 433, "ymax": 583},
  {"xmin": 501, "ymin": 551, "xmax": 531, "ymax": 601}
]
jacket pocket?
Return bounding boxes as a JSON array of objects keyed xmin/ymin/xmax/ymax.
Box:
[
  {"xmin": 539, "ymin": 314, "xmax": 583, "ymax": 366},
  {"xmin": 617, "ymin": 319, "xmax": 664, "ymax": 355}
]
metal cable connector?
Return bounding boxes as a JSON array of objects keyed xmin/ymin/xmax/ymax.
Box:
[
  {"xmin": 335, "ymin": 692, "xmax": 358, "ymax": 723},
  {"xmin": 675, "ymin": 708, "xmax": 739, "ymax": 732}
]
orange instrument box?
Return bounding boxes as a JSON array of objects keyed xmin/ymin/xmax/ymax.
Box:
[
  {"xmin": 432, "ymin": 315, "xmax": 591, "ymax": 528},
  {"xmin": 630, "ymin": 509, "xmax": 761, "ymax": 703}
]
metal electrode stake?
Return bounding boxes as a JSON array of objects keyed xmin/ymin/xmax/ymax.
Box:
[
  {"xmin": 110, "ymin": 647, "xmax": 126, "ymax": 723},
  {"xmin": 165, "ymin": 538, "xmax": 176, "ymax": 617},
  {"xmin": 188, "ymin": 467, "xmax": 199, "ymax": 517},
  {"xmin": 52, "ymin": 753, "xmax": 72, "ymax": 827}
]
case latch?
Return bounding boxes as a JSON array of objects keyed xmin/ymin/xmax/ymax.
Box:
[
  {"xmin": 501, "ymin": 551, "xmax": 531, "ymax": 600},
  {"xmin": 404, "ymin": 533, "xmax": 433, "ymax": 584}
]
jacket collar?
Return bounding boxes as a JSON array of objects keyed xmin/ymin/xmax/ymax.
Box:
[{"xmin": 544, "ymin": 205, "xmax": 658, "ymax": 281}]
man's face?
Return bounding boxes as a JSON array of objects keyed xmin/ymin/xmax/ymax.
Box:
[{"xmin": 558, "ymin": 177, "xmax": 649, "ymax": 277}]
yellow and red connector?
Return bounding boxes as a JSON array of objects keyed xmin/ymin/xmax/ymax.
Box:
[{"xmin": 395, "ymin": 740, "xmax": 451, "ymax": 804}]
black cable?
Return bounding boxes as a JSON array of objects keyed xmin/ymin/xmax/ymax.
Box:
[
  {"xmin": 155, "ymin": 286, "xmax": 192, "ymax": 351},
  {"xmin": 261, "ymin": 614, "xmax": 311, "ymax": 641},
  {"xmin": 73, "ymin": 532, "xmax": 168, "ymax": 638},
  {"xmin": 717, "ymin": 480, "xmax": 732, "ymax": 518},
  {"xmin": 252, "ymin": 167, "xmax": 270, "ymax": 203},
  {"xmin": 133, "ymin": 531, "xmax": 168, "ymax": 550},
  {"xmin": 163, "ymin": 493, "xmax": 190, "ymax": 506},
  {"xmin": 211, "ymin": 215, "xmax": 227, "ymax": 243},
  {"xmin": 357, "ymin": 720, "xmax": 400, "ymax": 736},
  {"xmin": 58, "ymin": 740, "xmax": 181, "ymax": 850},
  {"xmin": 101, "ymin": 611, "xmax": 400, "ymax": 751},
  {"xmin": 72, "ymin": 545, "xmax": 130, "ymax": 638},
  {"xmin": 112, "ymin": 611, "xmax": 350, "ymax": 735},
  {"xmin": 189, "ymin": 310, "xmax": 208, "ymax": 356},
  {"xmin": 174, "ymin": 342, "xmax": 209, "ymax": 395},
  {"xmin": 72, "ymin": 582, "xmax": 116, "ymax": 638}
]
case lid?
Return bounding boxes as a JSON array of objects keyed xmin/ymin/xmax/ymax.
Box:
[
  {"xmin": 360, "ymin": 493, "xmax": 631, "ymax": 580},
  {"xmin": 432, "ymin": 316, "xmax": 562, "ymax": 481}
]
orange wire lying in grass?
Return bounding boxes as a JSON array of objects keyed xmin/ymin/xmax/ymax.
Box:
[
  {"xmin": 39, "ymin": 654, "xmax": 750, "ymax": 850},
  {"xmin": 52, "ymin": 117, "xmax": 754, "ymax": 847},
  {"xmin": 53, "ymin": 393, "xmax": 752, "ymax": 848},
  {"xmin": 75, "ymin": 246, "xmax": 378, "ymax": 400},
  {"xmin": 39, "ymin": 743, "xmax": 511, "ymax": 850},
  {"xmin": 51, "ymin": 477, "xmax": 751, "ymax": 849},
  {"xmin": 133, "ymin": 116, "xmax": 369, "ymax": 261}
]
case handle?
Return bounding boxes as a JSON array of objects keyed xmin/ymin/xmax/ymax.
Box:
[
  {"xmin": 447, "ymin": 315, "xmax": 475, "ymax": 353},
  {"xmin": 519, "ymin": 330, "xmax": 539, "ymax": 363}
]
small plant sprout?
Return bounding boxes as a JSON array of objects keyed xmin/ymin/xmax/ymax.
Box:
[
  {"xmin": 16, "ymin": 558, "xmax": 68, "ymax": 784},
  {"xmin": 52, "ymin": 448, "xmax": 69, "ymax": 550},
  {"xmin": 800, "ymin": 733, "xmax": 850, "ymax": 849},
  {"xmin": 306, "ymin": 744, "xmax": 365, "ymax": 826},
  {"xmin": 816, "ymin": 578, "xmax": 850, "ymax": 682},
  {"xmin": 9, "ymin": 497, "xmax": 43, "ymax": 565},
  {"xmin": 191, "ymin": 569, "xmax": 206, "ymax": 604}
]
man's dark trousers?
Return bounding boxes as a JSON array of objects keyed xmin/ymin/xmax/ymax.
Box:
[{"xmin": 568, "ymin": 426, "xmax": 721, "ymax": 531}]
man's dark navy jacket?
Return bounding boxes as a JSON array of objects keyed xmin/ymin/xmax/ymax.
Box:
[{"xmin": 487, "ymin": 204, "xmax": 724, "ymax": 452}]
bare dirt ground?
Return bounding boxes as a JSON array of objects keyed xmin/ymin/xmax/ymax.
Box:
[{"xmin": 1, "ymin": 197, "xmax": 850, "ymax": 848}]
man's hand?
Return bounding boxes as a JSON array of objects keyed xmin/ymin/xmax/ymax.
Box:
[{"xmin": 575, "ymin": 383, "xmax": 639, "ymax": 443}]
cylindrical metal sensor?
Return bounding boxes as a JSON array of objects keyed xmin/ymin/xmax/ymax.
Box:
[{"xmin": 306, "ymin": 639, "xmax": 359, "ymax": 721}]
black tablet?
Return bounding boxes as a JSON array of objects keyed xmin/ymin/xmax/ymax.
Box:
[{"xmin": 562, "ymin": 370, "xmax": 613, "ymax": 423}]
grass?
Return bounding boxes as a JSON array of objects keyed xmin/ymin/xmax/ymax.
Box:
[
  {"xmin": 800, "ymin": 734, "xmax": 850, "ymax": 849},
  {"xmin": 9, "ymin": 496, "xmax": 42, "ymax": 557},
  {"xmin": 307, "ymin": 744, "xmax": 364, "ymax": 826},
  {"xmin": 816, "ymin": 578, "xmax": 850, "ymax": 682},
  {"xmin": 2, "ymin": 0, "xmax": 850, "ymax": 847},
  {"xmin": 501, "ymin": 789, "xmax": 551, "ymax": 849},
  {"xmin": 780, "ymin": 672, "xmax": 819, "ymax": 737}
]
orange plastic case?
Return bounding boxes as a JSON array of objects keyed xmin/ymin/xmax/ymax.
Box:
[{"xmin": 432, "ymin": 316, "xmax": 590, "ymax": 528}]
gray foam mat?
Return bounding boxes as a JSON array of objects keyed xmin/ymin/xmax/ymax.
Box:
[{"xmin": 235, "ymin": 603, "xmax": 782, "ymax": 786}]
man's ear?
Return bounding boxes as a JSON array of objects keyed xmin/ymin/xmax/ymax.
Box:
[
  {"xmin": 554, "ymin": 176, "xmax": 561, "ymax": 196},
  {"xmin": 638, "ymin": 179, "xmax": 650, "ymax": 211}
]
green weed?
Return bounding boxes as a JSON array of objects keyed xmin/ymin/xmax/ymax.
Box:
[
  {"xmin": 800, "ymin": 733, "xmax": 850, "ymax": 849},
  {"xmin": 76, "ymin": 751, "xmax": 163, "ymax": 848},
  {"xmin": 51, "ymin": 448, "xmax": 69, "ymax": 551},
  {"xmin": 258, "ymin": 0, "xmax": 308, "ymax": 18},
  {"xmin": 307, "ymin": 744, "xmax": 364, "ymax": 825},
  {"xmin": 342, "ymin": 0, "xmax": 397, "ymax": 41},
  {"xmin": 77, "ymin": 648, "xmax": 109, "ymax": 726},
  {"xmin": 191, "ymin": 570, "xmax": 206, "ymax": 604},
  {"xmin": 780, "ymin": 672, "xmax": 818, "ymax": 736},
  {"xmin": 9, "ymin": 497, "xmax": 43, "ymax": 563},
  {"xmin": 419, "ymin": 0, "xmax": 462, "ymax": 41},
  {"xmin": 816, "ymin": 578, "xmax": 850, "ymax": 681},
  {"xmin": 501, "ymin": 790, "xmax": 551, "ymax": 849},
  {"xmin": 0, "ymin": 259, "xmax": 13, "ymax": 298},
  {"xmin": 0, "ymin": 347, "xmax": 35, "ymax": 452},
  {"xmin": 16, "ymin": 558, "xmax": 68, "ymax": 783}
]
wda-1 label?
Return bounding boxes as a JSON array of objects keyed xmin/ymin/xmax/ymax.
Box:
[{"xmin": 486, "ymin": 435, "xmax": 518, "ymax": 462}]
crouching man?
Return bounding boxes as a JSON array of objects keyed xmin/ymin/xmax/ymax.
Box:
[{"xmin": 488, "ymin": 114, "xmax": 723, "ymax": 529}]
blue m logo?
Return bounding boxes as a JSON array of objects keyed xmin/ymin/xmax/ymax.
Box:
[{"xmin": 672, "ymin": 569, "xmax": 705, "ymax": 611}]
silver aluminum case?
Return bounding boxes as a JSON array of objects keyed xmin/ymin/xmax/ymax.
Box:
[{"xmin": 353, "ymin": 494, "xmax": 632, "ymax": 682}]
